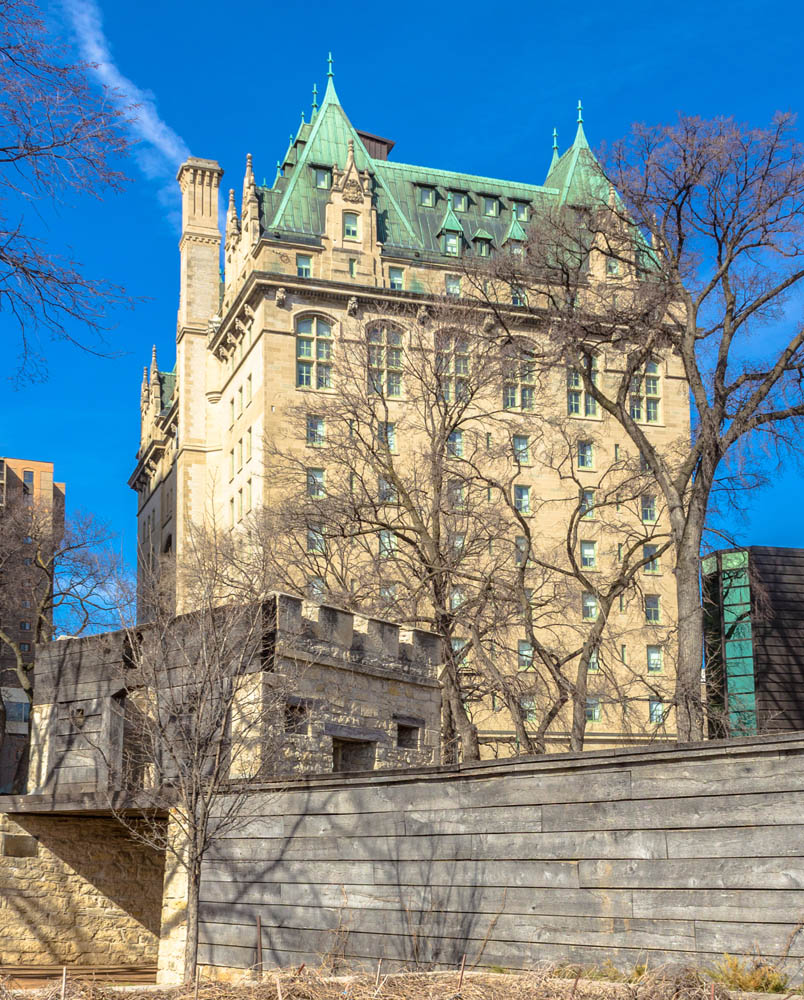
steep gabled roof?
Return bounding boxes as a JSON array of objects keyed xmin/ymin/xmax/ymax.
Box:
[{"xmin": 544, "ymin": 107, "xmax": 609, "ymax": 207}]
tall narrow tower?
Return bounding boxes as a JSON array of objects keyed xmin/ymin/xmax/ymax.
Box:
[{"xmin": 174, "ymin": 158, "xmax": 223, "ymax": 598}]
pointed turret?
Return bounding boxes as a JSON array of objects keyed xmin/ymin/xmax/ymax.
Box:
[
  {"xmin": 312, "ymin": 83, "xmax": 318, "ymax": 117},
  {"xmin": 149, "ymin": 345, "xmax": 161, "ymax": 409},
  {"xmin": 242, "ymin": 153, "xmax": 260, "ymax": 246},
  {"xmin": 574, "ymin": 99, "xmax": 589, "ymax": 149},
  {"xmin": 225, "ymin": 188, "xmax": 240, "ymax": 244},
  {"xmin": 550, "ymin": 128, "xmax": 559, "ymax": 170},
  {"xmin": 241, "ymin": 153, "xmax": 256, "ymax": 216},
  {"xmin": 503, "ymin": 209, "xmax": 528, "ymax": 245},
  {"xmin": 140, "ymin": 366, "xmax": 149, "ymax": 408},
  {"xmin": 437, "ymin": 192, "xmax": 463, "ymax": 235}
]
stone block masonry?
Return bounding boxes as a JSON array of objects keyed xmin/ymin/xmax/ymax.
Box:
[
  {"xmin": 195, "ymin": 733, "xmax": 804, "ymax": 980},
  {"xmin": 0, "ymin": 813, "xmax": 165, "ymax": 966}
]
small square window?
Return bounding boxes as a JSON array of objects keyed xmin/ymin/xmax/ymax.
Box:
[
  {"xmin": 517, "ymin": 639, "xmax": 534, "ymax": 669},
  {"xmin": 314, "ymin": 167, "xmax": 331, "ymax": 189},
  {"xmin": 511, "ymin": 286, "xmax": 526, "ymax": 306},
  {"xmin": 580, "ymin": 541, "xmax": 596, "ymax": 569},
  {"xmin": 514, "ymin": 484, "xmax": 530, "ymax": 513},
  {"xmin": 7, "ymin": 700, "xmax": 30, "ymax": 724},
  {"xmin": 483, "ymin": 196, "xmax": 498, "ymax": 217},
  {"xmin": 514, "ymin": 202, "xmax": 528, "ymax": 222},
  {"xmin": 582, "ymin": 592, "xmax": 598, "ymax": 621},
  {"xmin": 645, "ymin": 595, "xmax": 661, "ymax": 623},
  {"xmin": 397, "ymin": 722, "xmax": 421, "ymax": 749},
  {"xmin": 520, "ymin": 697, "xmax": 537, "ymax": 723},
  {"xmin": 453, "ymin": 192, "xmax": 468, "ymax": 212},
  {"xmin": 445, "ymin": 233, "xmax": 460, "ymax": 256},
  {"xmin": 476, "ymin": 239, "xmax": 491, "ymax": 257},
  {"xmin": 23, "ymin": 470, "xmax": 34, "ymax": 485},
  {"xmin": 606, "ymin": 258, "xmax": 620, "ymax": 276},
  {"xmin": 297, "ymin": 254, "xmax": 312, "ymax": 278},
  {"xmin": 389, "ymin": 267, "xmax": 404, "ymax": 291},
  {"xmin": 585, "ymin": 697, "xmax": 601, "ymax": 722},
  {"xmin": 418, "ymin": 186, "xmax": 435, "ymax": 207},
  {"xmin": 577, "ymin": 441, "xmax": 594, "ymax": 468},
  {"xmin": 649, "ymin": 698, "xmax": 666, "ymax": 724},
  {"xmin": 20, "ymin": 642, "xmax": 31, "ymax": 653},
  {"xmin": 445, "ymin": 274, "xmax": 461, "ymax": 296},
  {"xmin": 19, "ymin": 621, "xmax": 31, "ymax": 631}
]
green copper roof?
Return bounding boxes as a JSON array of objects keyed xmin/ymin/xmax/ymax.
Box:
[
  {"xmin": 159, "ymin": 371, "xmax": 176, "ymax": 413},
  {"xmin": 258, "ymin": 80, "xmax": 610, "ymax": 258}
]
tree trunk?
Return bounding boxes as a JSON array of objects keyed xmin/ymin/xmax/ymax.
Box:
[
  {"xmin": 674, "ymin": 537, "xmax": 706, "ymax": 743},
  {"xmin": 570, "ymin": 660, "xmax": 589, "ymax": 752},
  {"xmin": 183, "ymin": 858, "xmax": 201, "ymax": 983}
]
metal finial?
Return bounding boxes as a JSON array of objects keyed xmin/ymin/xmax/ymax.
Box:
[
  {"xmin": 301, "ymin": 110, "xmax": 305, "ymax": 124},
  {"xmin": 312, "ymin": 83, "xmax": 318, "ymax": 112},
  {"xmin": 327, "ymin": 52, "xmax": 334, "ymax": 79},
  {"xmin": 577, "ymin": 100, "xmax": 583, "ymax": 125},
  {"xmin": 552, "ymin": 127, "xmax": 558, "ymax": 152}
]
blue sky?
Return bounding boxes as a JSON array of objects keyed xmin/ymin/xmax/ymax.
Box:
[{"xmin": 5, "ymin": 0, "xmax": 804, "ymax": 566}]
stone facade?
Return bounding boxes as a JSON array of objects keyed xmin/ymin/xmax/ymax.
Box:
[
  {"xmin": 0, "ymin": 811, "xmax": 164, "ymax": 966},
  {"xmin": 129, "ymin": 68, "xmax": 690, "ymax": 753},
  {"xmin": 27, "ymin": 593, "xmax": 441, "ymax": 797}
]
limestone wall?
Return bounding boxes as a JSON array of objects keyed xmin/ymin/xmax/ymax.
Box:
[{"xmin": 0, "ymin": 813, "xmax": 165, "ymax": 966}]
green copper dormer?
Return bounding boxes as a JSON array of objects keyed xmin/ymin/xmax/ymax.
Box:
[
  {"xmin": 503, "ymin": 211, "xmax": 528, "ymax": 244},
  {"xmin": 437, "ymin": 192, "xmax": 464, "ymax": 234}
]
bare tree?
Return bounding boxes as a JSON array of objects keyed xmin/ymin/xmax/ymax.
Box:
[
  {"xmin": 94, "ymin": 525, "xmax": 292, "ymax": 982},
  {"xmin": 0, "ymin": 488, "xmax": 121, "ymax": 788},
  {"xmin": 252, "ymin": 297, "xmax": 671, "ymax": 757},
  {"xmin": 0, "ymin": 0, "xmax": 132, "ymax": 382},
  {"xmin": 475, "ymin": 114, "xmax": 804, "ymax": 741}
]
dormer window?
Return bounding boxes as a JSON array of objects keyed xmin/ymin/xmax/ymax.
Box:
[
  {"xmin": 444, "ymin": 233, "xmax": 460, "ymax": 256},
  {"xmin": 452, "ymin": 192, "xmax": 468, "ymax": 212},
  {"xmin": 418, "ymin": 186, "xmax": 436, "ymax": 207},
  {"xmin": 343, "ymin": 212, "xmax": 359, "ymax": 240},
  {"xmin": 514, "ymin": 202, "xmax": 529, "ymax": 222},
  {"xmin": 313, "ymin": 167, "xmax": 331, "ymax": 189},
  {"xmin": 483, "ymin": 196, "xmax": 499, "ymax": 217}
]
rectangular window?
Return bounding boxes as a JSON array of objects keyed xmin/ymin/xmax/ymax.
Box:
[
  {"xmin": 237, "ymin": 386, "xmax": 243, "ymax": 415},
  {"xmin": 19, "ymin": 642, "xmax": 31, "ymax": 653},
  {"xmin": 649, "ymin": 699, "xmax": 665, "ymax": 724},
  {"xmin": 246, "ymin": 428, "xmax": 252, "ymax": 461},
  {"xmin": 646, "ymin": 398, "xmax": 659, "ymax": 423},
  {"xmin": 445, "ymin": 233, "xmax": 460, "ymax": 256},
  {"xmin": 645, "ymin": 594, "xmax": 661, "ymax": 623},
  {"xmin": 348, "ymin": 258, "xmax": 357, "ymax": 278},
  {"xmin": 588, "ymin": 648, "xmax": 600, "ymax": 672},
  {"xmin": 307, "ymin": 524, "xmax": 325, "ymax": 553},
  {"xmin": 379, "ymin": 529, "xmax": 397, "ymax": 558},
  {"xmin": 6, "ymin": 700, "xmax": 30, "ymax": 724},
  {"xmin": 19, "ymin": 621, "xmax": 31, "ymax": 631},
  {"xmin": 514, "ymin": 484, "xmax": 530, "ymax": 513},
  {"xmin": 580, "ymin": 541, "xmax": 597, "ymax": 569},
  {"xmin": 296, "ymin": 254, "xmax": 312, "ymax": 278},
  {"xmin": 577, "ymin": 441, "xmax": 594, "ymax": 468},
  {"xmin": 517, "ymin": 639, "xmax": 534, "ymax": 669},
  {"xmin": 246, "ymin": 374, "xmax": 252, "ymax": 404},
  {"xmin": 237, "ymin": 489, "xmax": 243, "ymax": 520},
  {"xmin": 521, "ymin": 386, "xmax": 534, "ymax": 410},
  {"xmin": 307, "ymin": 415, "xmax": 325, "ymax": 446},
  {"xmin": 378, "ymin": 476, "xmax": 397, "ymax": 503},
  {"xmin": 585, "ymin": 697, "xmax": 601, "ymax": 722},
  {"xmin": 643, "ymin": 544, "xmax": 659, "ymax": 573},
  {"xmin": 306, "ymin": 468, "xmax": 325, "ymax": 498},
  {"xmin": 453, "ymin": 192, "xmax": 468, "ymax": 212},
  {"xmin": 230, "ymin": 497, "xmax": 235, "ymax": 526},
  {"xmin": 447, "ymin": 429, "xmax": 463, "ymax": 457},
  {"xmin": 475, "ymin": 238, "xmax": 491, "ymax": 257},
  {"xmin": 641, "ymin": 494, "xmax": 657, "ymax": 523},
  {"xmin": 389, "ymin": 266, "xmax": 404, "ymax": 290},
  {"xmin": 513, "ymin": 435, "xmax": 529, "ymax": 464},
  {"xmin": 343, "ymin": 212, "xmax": 359, "ymax": 239},
  {"xmin": 580, "ymin": 488, "xmax": 595, "ymax": 519},
  {"xmin": 445, "ymin": 274, "xmax": 461, "ymax": 296},
  {"xmin": 503, "ymin": 385, "xmax": 517, "ymax": 409},
  {"xmin": 229, "ymin": 398, "xmax": 235, "ymax": 425},
  {"xmin": 511, "ymin": 286, "xmax": 526, "ymax": 306},
  {"xmin": 647, "ymin": 645, "xmax": 663, "ymax": 673},
  {"xmin": 582, "ymin": 592, "xmax": 598, "ymax": 621},
  {"xmin": 236, "ymin": 438, "xmax": 243, "ymax": 470},
  {"xmin": 378, "ymin": 421, "xmax": 396, "ymax": 451},
  {"xmin": 483, "ymin": 196, "xmax": 498, "ymax": 217},
  {"xmin": 314, "ymin": 167, "xmax": 331, "ymax": 189},
  {"xmin": 514, "ymin": 202, "xmax": 528, "ymax": 221},
  {"xmin": 245, "ymin": 478, "xmax": 252, "ymax": 512},
  {"xmin": 418, "ymin": 186, "xmax": 435, "ymax": 207},
  {"xmin": 621, "ymin": 643, "xmax": 627, "ymax": 662},
  {"xmin": 229, "ymin": 449, "xmax": 234, "ymax": 480},
  {"xmin": 297, "ymin": 362, "xmax": 313, "ymax": 387},
  {"xmin": 450, "ymin": 587, "xmax": 464, "ymax": 610},
  {"xmin": 514, "ymin": 535, "xmax": 528, "ymax": 567},
  {"xmin": 567, "ymin": 389, "xmax": 581, "ymax": 415},
  {"xmin": 520, "ymin": 697, "xmax": 537, "ymax": 723}
]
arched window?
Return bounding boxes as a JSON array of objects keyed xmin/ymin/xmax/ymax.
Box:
[
  {"xmin": 367, "ymin": 325, "xmax": 403, "ymax": 397},
  {"xmin": 296, "ymin": 315, "xmax": 333, "ymax": 389},
  {"xmin": 343, "ymin": 212, "xmax": 359, "ymax": 240}
]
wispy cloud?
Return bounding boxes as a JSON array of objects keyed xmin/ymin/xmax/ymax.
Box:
[{"xmin": 61, "ymin": 0, "xmax": 190, "ymax": 223}]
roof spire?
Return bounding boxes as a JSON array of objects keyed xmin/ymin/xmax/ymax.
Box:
[
  {"xmin": 327, "ymin": 52, "xmax": 334, "ymax": 80},
  {"xmin": 574, "ymin": 99, "xmax": 589, "ymax": 148},
  {"xmin": 150, "ymin": 344, "xmax": 158, "ymax": 373},
  {"xmin": 323, "ymin": 51, "xmax": 340, "ymax": 104},
  {"xmin": 312, "ymin": 83, "xmax": 318, "ymax": 115},
  {"xmin": 550, "ymin": 127, "xmax": 559, "ymax": 169},
  {"xmin": 577, "ymin": 99, "xmax": 583, "ymax": 125}
]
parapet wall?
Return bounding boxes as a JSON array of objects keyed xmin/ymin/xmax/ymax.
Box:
[{"xmin": 196, "ymin": 732, "xmax": 804, "ymax": 979}]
